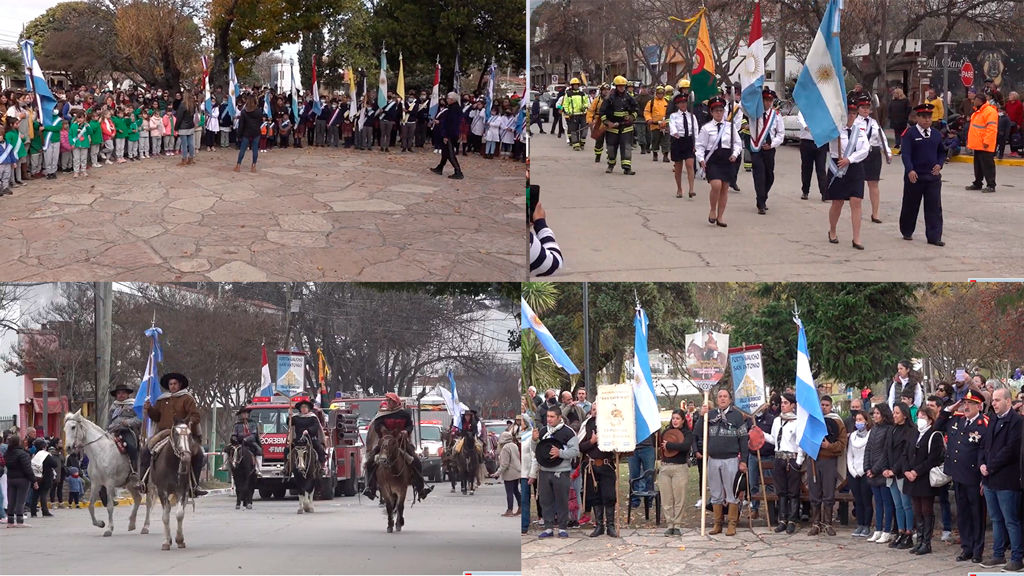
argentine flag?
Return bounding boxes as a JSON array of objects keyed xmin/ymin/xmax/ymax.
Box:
[
  {"xmin": 521, "ymin": 298, "xmax": 579, "ymax": 374},
  {"xmin": 20, "ymin": 40, "xmax": 58, "ymax": 128},
  {"xmin": 226, "ymin": 58, "xmax": 239, "ymax": 119},
  {"xmin": 633, "ymin": 308, "xmax": 660, "ymax": 444},
  {"xmin": 378, "ymin": 48, "xmax": 388, "ymax": 109},
  {"xmin": 133, "ymin": 326, "xmax": 163, "ymax": 424},
  {"xmin": 792, "ymin": 0, "xmax": 847, "ymax": 147},
  {"xmin": 794, "ymin": 318, "xmax": 827, "ymax": 460},
  {"xmin": 448, "ymin": 369, "xmax": 464, "ymax": 429}
]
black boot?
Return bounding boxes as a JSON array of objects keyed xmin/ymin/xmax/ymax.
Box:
[
  {"xmin": 135, "ymin": 449, "xmax": 151, "ymax": 493},
  {"xmin": 589, "ymin": 505, "xmax": 605, "ymax": 537},
  {"xmin": 605, "ymin": 506, "xmax": 618, "ymax": 537},
  {"xmin": 362, "ymin": 464, "xmax": 378, "ymax": 500},
  {"xmin": 916, "ymin": 516, "xmax": 933, "ymax": 555},
  {"xmin": 191, "ymin": 452, "xmax": 208, "ymax": 497},
  {"xmin": 774, "ymin": 496, "xmax": 789, "ymax": 533}
]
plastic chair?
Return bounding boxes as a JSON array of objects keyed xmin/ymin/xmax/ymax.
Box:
[{"xmin": 627, "ymin": 468, "xmax": 662, "ymax": 525}]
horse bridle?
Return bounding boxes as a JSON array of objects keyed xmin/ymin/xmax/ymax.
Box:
[
  {"xmin": 379, "ymin": 432, "xmax": 408, "ymax": 476},
  {"xmin": 68, "ymin": 417, "xmax": 110, "ymax": 452}
]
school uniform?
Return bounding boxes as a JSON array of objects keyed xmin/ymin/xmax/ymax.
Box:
[
  {"xmin": 798, "ymin": 113, "xmax": 829, "ymax": 199},
  {"xmin": 750, "ymin": 109, "xmax": 785, "ymax": 211},
  {"xmin": 327, "ymin": 105, "xmax": 345, "ymax": 148},
  {"xmin": 858, "ymin": 115, "xmax": 892, "ymax": 181},
  {"xmin": 69, "ymin": 120, "xmax": 91, "ymax": 174},
  {"xmin": 378, "ymin": 100, "xmax": 401, "ymax": 150},
  {"xmin": 694, "ymin": 117, "xmax": 742, "ymax": 183},
  {"xmin": 41, "ymin": 118, "xmax": 62, "ymax": 177},
  {"xmin": 724, "ymin": 100, "xmax": 744, "ymax": 186},
  {"xmin": 899, "ymin": 124, "xmax": 945, "ymax": 244},
  {"xmin": 402, "ymin": 101, "xmax": 421, "ymax": 151},
  {"xmin": 667, "ymin": 109, "xmax": 698, "ymax": 162},
  {"xmin": 826, "ymin": 123, "xmax": 869, "ymax": 201}
]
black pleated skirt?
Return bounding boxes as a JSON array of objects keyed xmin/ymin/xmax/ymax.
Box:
[
  {"xmin": 826, "ymin": 160, "xmax": 865, "ymax": 201},
  {"xmin": 864, "ymin": 147, "xmax": 882, "ymax": 181}
]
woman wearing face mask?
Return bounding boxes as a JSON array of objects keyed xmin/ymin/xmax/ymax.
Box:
[
  {"xmin": 882, "ymin": 402, "xmax": 916, "ymax": 549},
  {"xmin": 864, "ymin": 404, "xmax": 895, "ymax": 543},
  {"xmin": 900, "ymin": 406, "xmax": 944, "ymax": 555},
  {"xmin": 845, "ymin": 410, "xmax": 874, "ymax": 538}
]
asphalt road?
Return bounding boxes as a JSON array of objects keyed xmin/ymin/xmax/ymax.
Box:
[
  {"xmin": 0, "ymin": 480, "xmax": 520, "ymax": 574},
  {"xmin": 532, "ymin": 130, "xmax": 1024, "ymax": 280}
]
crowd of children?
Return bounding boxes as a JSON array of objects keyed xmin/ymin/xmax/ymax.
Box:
[{"xmin": 0, "ymin": 83, "xmax": 527, "ymax": 196}]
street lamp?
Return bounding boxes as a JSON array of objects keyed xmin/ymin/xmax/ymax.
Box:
[
  {"xmin": 934, "ymin": 42, "xmax": 957, "ymax": 122},
  {"xmin": 33, "ymin": 378, "xmax": 58, "ymax": 438}
]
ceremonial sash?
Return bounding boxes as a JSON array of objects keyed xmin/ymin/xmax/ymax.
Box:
[
  {"xmin": 828, "ymin": 127, "xmax": 859, "ymax": 185},
  {"xmin": 75, "ymin": 124, "xmax": 90, "ymax": 144},
  {"xmin": 0, "ymin": 144, "xmax": 13, "ymax": 164},
  {"xmin": 697, "ymin": 121, "xmax": 729, "ymax": 180},
  {"xmin": 329, "ymin": 108, "xmax": 341, "ymax": 126},
  {"xmin": 752, "ymin": 108, "xmax": 777, "ymax": 150}
]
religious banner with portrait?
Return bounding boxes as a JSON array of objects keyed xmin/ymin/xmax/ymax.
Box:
[
  {"xmin": 596, "ymin": 383, "xmax": 637, "ymax": 453},
  {"xmin": 684, "ymin": 330, "xmax": 730, "ymax": 390}
]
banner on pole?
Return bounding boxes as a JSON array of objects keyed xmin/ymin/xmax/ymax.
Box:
[
  {"xmin": 596, "ymin": 384, "xmax": 636, "ymax": 453},
  {"xmin": 275, "ymin": 351, "xmax": 306, "ymax": 397},
  {"xmin": 685, "ymin": 330, "xmax": 730, "ymax": 390},
  {"xmin": 729, "ymin": 345, "xmax": 766, "ymax": 414}
]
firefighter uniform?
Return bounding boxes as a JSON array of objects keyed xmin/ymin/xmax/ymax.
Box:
[
  {"xmin": 599, "ymin": 77, "xmax": 639, "ymax": 175},
  {"xmin": 587, "ymin": 87, "xmax": 608, "ymax": 162},
  {"xmin": 644, "ymin": 88, "xmax": 670, "ymax": 162},
  {"xmin": 933, "ymin": 392, "xmax": 989, "ymax": 562},
  {"xmin": 562, "ymin": 81, "xmax": 591, "ymax": 151}
]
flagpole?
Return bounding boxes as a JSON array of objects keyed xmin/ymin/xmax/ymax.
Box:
[
  {"xmin": 142, "ymin": 311, "xmax": 156, "ymax": 443},
  {"xmin": 700, "ymin": 388, "xmax": 710, "ymax": 536},
  {"xmin": 21, "ymin": 42, "xmax": 47, "ymax": 179}
]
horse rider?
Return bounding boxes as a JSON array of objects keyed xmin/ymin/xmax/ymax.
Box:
[
  {"xmin": 135, "ymin": 373, "xmax": 208, "ymax": 497},
  {"xmin": 220, "ymin": 407, "xmax": 263, "ymax": 477},
  {"xmin": 287, "ymin": 398, "xmax": 326, "ymax": 471},
  {"xmin": 362, "ymin": 392, "xmax": 434, "ymax": 502},
  {"xmin": 107, "ymin": 383, "xmax": 142, "ymax": 480}
]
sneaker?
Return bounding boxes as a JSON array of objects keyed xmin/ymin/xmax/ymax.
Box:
[
  {"xmin": 941, "ymin": 530, "xmax": 953, "ymax": 542},
  {"xmin": 981, "ymin": 557, "xmax": 1007, "ymax": 568},
  {"xmin": 558, "ymin": 530, "xmax": 569, "ymax": 538},
  {"xmin": 866, "ymin": 530, "xmax": 881, "ymax": 542},
  {"xmin": 538, "ymin": 529, "xmax": 554, "ymax": 539},
  {"xmin": 852, "ymin": 526, "xmax": 867, "ymax": 537},
  {"xmin": 1003, "ymin": 560, "xmax": 1024, "ymax": 572},
  {"xmin": 694, "ymin": 498, "xmax": 703, "ymax": 509}
]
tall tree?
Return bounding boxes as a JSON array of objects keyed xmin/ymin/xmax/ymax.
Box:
[
  {"xmin": 20, "ymin": 2, "xmax": 119, "ymax": 87},
  {"xmin": 298, "ymin": 28, "xmax": 327, "ymax": 95},
  {"xmin": 104, "ymin": 0, "xmax": 203, "ymax": 90}
]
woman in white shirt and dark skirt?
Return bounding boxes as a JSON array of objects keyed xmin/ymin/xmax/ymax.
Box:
[
  {"xmin": 668, "ymin": 93, "xmax": 699, "ymax": 199},
  {"xmin": 695, "ymin": 96, "xmax": 742, "ymax": 227},
  {"xmin": 827, "ymin": 102, "xmax": 870, "ymax": 249},
  {"xmin": 856, "ymin": 96, "xmax": 892, "ymax": 224}
]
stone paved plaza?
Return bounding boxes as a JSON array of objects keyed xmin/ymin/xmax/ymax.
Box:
[{"xmin": 0, "ymin": 147, "xmax": 524, "ymax": 281}]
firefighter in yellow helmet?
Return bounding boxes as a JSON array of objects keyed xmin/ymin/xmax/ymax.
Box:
[
  {"xmin": 599, "ymin": 76, "xmax": 639, "ymax": 175},
  {"xmin": 644, "ymin": 85, "xmax": 670, "ymax": 162},
  {"xmin": 563, "ymin": 78, "xmax": 591, "ymax": 151},
  {"xmin": 587, "ymin": 83, "xmax": 610, "ymax": 163}
]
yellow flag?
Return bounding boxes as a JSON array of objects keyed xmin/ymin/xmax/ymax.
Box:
[
  {"xmin": 580, "ymin": 72, "xmax": 588, "ymax": 86},
  {"xmin": 397, "ymin": 53, "xmax": 406, "ymax": 100}
]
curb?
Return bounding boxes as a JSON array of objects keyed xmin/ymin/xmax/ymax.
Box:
[{"xmin": 947, "ymin": 155, "xmax": 1024, "ymax": 167}]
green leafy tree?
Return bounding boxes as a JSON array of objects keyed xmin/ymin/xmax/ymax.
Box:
[
  {"xmin": 726, "ymin": 283, "xmax": 921, "ymax": 393},
  {"xmin": 20, "ymin": 1, "xmax": 118, "ymax": 87},
  {"xmin": 298, "ymin": 27, "xmax": 327, "ymax": 95}
]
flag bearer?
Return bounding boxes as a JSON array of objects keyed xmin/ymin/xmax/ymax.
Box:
[
  {"xmin": 898, "ymin": 103, "xmax": 945, "ymax": 246},
  {"xmin": 750, "ymin": 88, "xmax": 785, "ymax": 214},
  {"xmin": 599, "ymin": 76, "xmax": 638, "ymax": 175}
]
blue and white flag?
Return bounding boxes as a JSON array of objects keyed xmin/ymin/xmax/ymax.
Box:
[
  {"xmin": 227, "ymin": 58, "xmax": 239, "ymax": 119},
  {"xmin": 792, "ymin": 0, "xmax": 847, "ymax": 147},
  {"xmin": 448, "ymin": 369, "xmax": 464, "ymax": 429},
  {"xmin": 521, "ymin": 298, "xmax": 580, "ymax": 374},
  {"xmin": 264, "ymin": 86, "xmax": 273, "ymax": 119},
  {"xmin": 311, "ymin": 55, "xmax": 323, "ymax": 116},
  {"xmin": 134, "ymin": 326, "xmax": 163, "ymax": 422},
  {"xmin": 378, "ymin": 47, "xmax": 388, "ymax": 108},
  {"xmin": 485, "ymin": 59, "xmax": 497, "ymax": 121},
  {"xmin": 19, "ymin": 40, "xmax": 58, "ymax": 129},
  {"xmin": 794, "ymin": 318, "xmax": 827, "ymax": 460},
  {"xmin": 633, "ymin": 307, "xmax": 660, "ymax": 443},
  {"xmin": 202, "ymin": 55, "xmax": 213, "ymax": 115},
  {"xmin": 291, "ymin": 62, "xmax": 301, "ymax": 124}
]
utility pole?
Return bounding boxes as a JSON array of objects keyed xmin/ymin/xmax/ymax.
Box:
[
  {"xmin": 94, "ymin": 282, "xmax": 112, "ymax": 424},
  {"xmin": 582, "ymin": 282, "xmax": 591, "ymax": 397},
  {"xmin": 775, "ymin": 2, "xmax": 786, "ymax": 93},
  {"xmin": 283, "ymin": 283, "xmax": 293, "ymax": 352}
]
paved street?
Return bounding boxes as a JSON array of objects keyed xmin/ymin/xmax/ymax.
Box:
[
  {"xmin": 532, "ymin": 132, "xmax": 1023, "ymax": 280},
  {"xmin": 522, "ymin": 524, "xmax": 964, "ymax": 576},
  {"xmin": 0, "ymin": 148, "xmax": 524, "ymax": 281},
  {"xmin": 0, "ymin": 480, "xmax": 519, "ymax": 574}
]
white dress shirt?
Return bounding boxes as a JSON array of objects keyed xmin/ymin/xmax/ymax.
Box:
[
  {"xmin": 751, "ymin": 110, "xmax": 785, "ymax": 149},
  {"xmin": 829, "ymin": 122, "xmax": 870, "ymax": 164},
  {"xmin": 765, "ymin": 415, "xmax": 806, "ymax": 466},
  {"xmin": 668, "ymin": 110, "xmax": 699, "ymax": 139},
  {"xmin": 695, "ymin": 118, "xmax": 743, "ymax": 160},
  {"xmin": 797, "ymin": 112, "xmax": 815, "ymax": 141},
  {"xmin": 856, "ymin": 115, "xmax": 892, "ymax": 157}
]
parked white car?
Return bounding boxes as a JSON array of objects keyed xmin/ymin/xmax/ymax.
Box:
[{"xmin": 779, "ymin": 101, "xmax": 802, "ymax": 144}]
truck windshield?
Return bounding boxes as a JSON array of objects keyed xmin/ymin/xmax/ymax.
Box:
[
  {"xmin": 420, "ymin": 426, "xmax": 441, "ymax": 441},
  {"xmin": 251, "ymin": 408, "xmax": 288, "ymax": 434}
]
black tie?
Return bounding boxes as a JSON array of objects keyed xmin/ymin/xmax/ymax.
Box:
[
  {"xmin": 717, "ymin": 122, "xmax": 723, "ymax": 147},
  {"xmin": 924, "ymin": 128, "xmax": 930, "ymax": 138}
]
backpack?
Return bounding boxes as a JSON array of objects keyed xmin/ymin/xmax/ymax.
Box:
[{"xmin": 32, "ymin": 450, "xmax": 48, "ymax": 479}]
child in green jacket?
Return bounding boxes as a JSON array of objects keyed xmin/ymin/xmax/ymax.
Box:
[
  {"xmin": 88, "ymin": 110, "xmax": 103, "ymax": 169},
  {"xmin": 126, "ymin": 110, "xmax": 140, "ymax": 161},
  {"xmin": 69, "ymin": 111, "xmax": 91, "ymax": 177},
  {"xmin": 4, "ymin": 117, "xmax": 27, "ymax": 187},
  {"xmin": 28, "ymin": 119, "xmax": 43, "ymax": 177},
  {"xmin": 41, "ymin": 116, "xmax": 62, "ymax": 179},
  {"xmin": 113, "ymin": 108, "xmax": 128, "ymax": 163}
]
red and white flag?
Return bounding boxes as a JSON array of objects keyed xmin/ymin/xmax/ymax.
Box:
[{"xmin": 259, "ymin": 345, "xmax": 273, "ymax": 396}]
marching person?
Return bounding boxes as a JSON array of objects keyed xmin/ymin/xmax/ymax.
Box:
[
  {"xmin": 220, "ymin": 407, "xmax": 263, "ymax": 477},
  {"xmin": 855, "ymin": 96, "xmax": 892, "ymax": 224},
  {"xmin": 797, "ymin": 112, "xmax": 829, "ymax": 201},
  {"xmin": 562, "ymin": 78, "xmax": 589, "ymax": 152},
  {"xmin": 726, "ymin": 85, "xmax": 744, "ymax": 191},
  {"xmin": 136, "ymin": 373, "xmax": 208, "ymax": 497},
  {"xmin": 658, "ymin": 409, "xmax": 693, "ymax": 536},
  {"xmin": 644, "ymin": 85, "xmax": 669, "ymax": 162},
  {"xmin": 530, "ymin": 406, "xmax": 580, "ymax": 539},
  {"xmin": 599, "ymin": 76, "xmax": 638, "ymax": 175},
  {"xmin": 578, "ymin": 401, "xmax": 618, "ymax": 537},
  {"xmin": 749, "ymin": 88, "xmax": 784, "ymax": 215},
  {"xmin": 668, "ymin": 92, "xmax": 699, "ymax": 198},
  {"xmin": 933, "ymin": 391, "xmax": 989, "ymax": 563},
  {"xmin": 695, "ymin": 96, "xmax": 742, "ymax": 228},
  {"xmin": 826, "ymin": 102, "xmax": 870, "ymax": 249},
  {"xmin": 694, "ymin": 388, "xmax": 749, "ymax": 536},
  {"xmin": 898, "ymin": 103, "xmax": 945, "ymax": 246},
  {"xmin": 965, "ymin": 90, "xmax": 998, "ymax": 193},
  {"xmin": 430, "ymin": 92, "xmax": 465, "ymax": 180},
  {"xmin": 107, "ymin": 383, "xmax": 142, "ymax": 482},
  {"xmin": 978, "ymin": 387, "xmax": 1023, "ymax": 571},
  {"xmin": 765, "ymin": 393, "xmax": 804, "ymax": 534},
  {"xmin": 902, "ymin": 405, "xmax": 944, "ymax": 555},
  {"xmin": 361, "ymin": 393, "xmax": 434, "ymax": 502},
  {"xmin": 587, "ymin": 84, "xmax": 609, "ymax": 163},
  {"xmin": 807, "ymin": 396, "xmax": 847, "ymax": 536}
]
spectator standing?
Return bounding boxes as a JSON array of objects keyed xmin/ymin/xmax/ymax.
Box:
[
  {"xmin": 530, "ymin": 409, "xmax": 579, "ymax": 539},
  {"xmin": 902, "ymin": 406, "xmax": 944, "ymax": 555},
  {"xmin": 888, "ymin": 360, "xmax": 923, "ymax": 409},
  {"xmin": 765, "ymin": 392, "xmax": 804, "ymax": 534},
  {"xmin": 888, "ymin": 89, "xmax": 912, "ymax": 150},
  {"xmin": 885, "ymin": 402, "xmax": 917, "ymax": 549},
  {"xmin": 520, "ymin": 416, "xmax": 534, "ymax": 535},
  {"xmin": 846, "ymin": 409, "xmax": 873, "ymax": 537},
  {"xmin": 966, "ymin": 91, "xmax": 998, "ymax": 193},
  {"xmin": 574, "ymin": 388, "xmax": 592, "ymax": 416},
  {"xmin": 578, "ymin": 401, "xmax": 619, "ymax": 538},
  {"xmin": 748, "ymin": 395, "xmax": 779, "ymax": 520},
  {"xmin": 865, "ymin": 404, "xmax": 895, "ymax": 543},
  {"xmin": 979, "ymin": 388, "xmax": 1023, "ymax": 570},
  {"xmin": 807, "ymin": 396, "xmax": 847, "ymax": 536},
  {"xmin": 492, "ymin": 431, "xmax": 521, "ymax": 517},
  {"xmin": 28, "ymin": 439, "xmax": 58, "ymax": 517},
  {"xmin": 694, "ymin": 389, "xmax": 749, "ymax": 537},
  {"xmin": 934, "ymin": 391, "xmax": 988, "ymax": 562},
  {"xmin": 658, "ymin": 409, "xmax": 693, "ymax": 536},
  {"xmin": 4, "ymin": 435, "xmax": 36, "ymax": 527},
  {"xmin": 66, "ymin": 467, "xmax": 83, "ymax": 509}
]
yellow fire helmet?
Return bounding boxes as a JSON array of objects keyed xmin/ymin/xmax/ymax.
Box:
[
  {"xmin": 569, "ymin": 77, "xmax": 580, "ymax": 85},
  {"xmin": 678, "ymin": 78, "xmax": 691, "ymax": 89},
  {"xmin": 664, "ymin": 85, "xmax": 675, "ymax": 93},
  {"xmin": 613, "ymin": 76, "xmax": 628, "ymax": 86}
]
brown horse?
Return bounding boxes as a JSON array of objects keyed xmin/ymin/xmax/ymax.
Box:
[
  {"xmin": 290, "ymin": 432, "xmax": 321, "ymax": 514},
  {"xmin": 148, "ymin": 423, "xmax": 199, "ymax": 550},
  {"xmin": 376, "ymin": 431, "xmax": 415, "ymax": 533},
  {"xmin": 441, "ymin": 428, "xmax": 461, "ymax": 493}
]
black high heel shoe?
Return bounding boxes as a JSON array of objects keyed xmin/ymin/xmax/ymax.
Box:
[
  {"xmin": 871, "ymin": 216, "xmax": 883, "ymax": 223},
  {"xmin": 828, "ymin": 232, "xmax": 839, "ymax": 244},
  {"xmin": 852, "ymin": 241, "xmax": 865, "ymax": 250}
]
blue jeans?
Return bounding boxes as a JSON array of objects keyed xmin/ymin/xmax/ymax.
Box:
[
  {"xmin": 985, "ymin": 488, "xmax": 1023, "ymax": 562},
  {"xmin": 871, "ymin": 483, "xmax": 895, "ymax": 532},
  {"xmin": 0, "ymin": 481, "xmax": 6, "ymax": 519},
  {"xmin": 180, "ymin": 133, "xmax": 195, "ymax": 159},
  {"xmin": 485, "ymin": 141, "xmax": 497, "ymax": 155},
  {"xmin": 938, "ymin": 483, "xmax": 952, "ymax": 531},
  {"xmin": 748, "ymin": 454, "xmax": 774, "ymax": 511},
  {"xmin": 521, "ymin": 478, "xmax": 530, "ymax": 532},
  {"xmin": 628, "ymin": 445, "xmax": 655, "ymax": 508},
  {"xmin": 889, "ymin": 481, "xmax": 913, "ymax": 531},
  {"xmin": 237, "ymin": 136, "xmax": 259, "ymax": 165}
]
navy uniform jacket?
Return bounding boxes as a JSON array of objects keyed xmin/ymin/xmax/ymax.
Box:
[
  {"xmin": 443, "ymin": 104, "xmax": 463, "ymax": 141},
  {"xmin": 979, "ymin": 409, "xmax": 1023, "ymax": 491},
  {"xmin": 934, "ymin": 408, "xmax": 989, "ymax": 485},
  {"xmin": 900, "ymin": 124, "xmax": 945, "ymax": 181}
]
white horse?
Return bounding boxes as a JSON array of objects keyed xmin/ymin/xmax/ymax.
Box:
[{"xmin": 64, "ymin": 410, "xmax": 152, "ymax": 537}]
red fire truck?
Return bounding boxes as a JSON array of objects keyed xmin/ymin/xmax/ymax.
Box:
[{"xmin": 245, "ymin": 394, "xmax": 362, "ymax": 500}]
